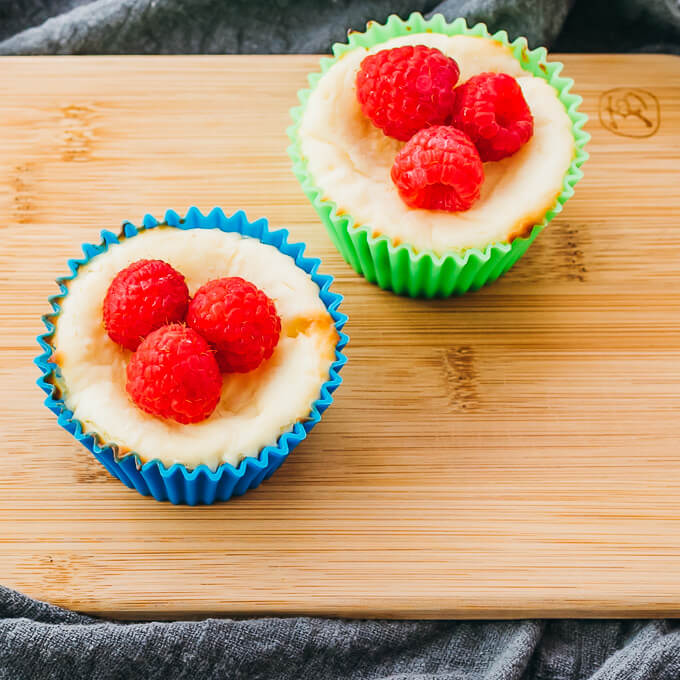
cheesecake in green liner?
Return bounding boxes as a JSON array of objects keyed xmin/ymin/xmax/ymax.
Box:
[{"xmin": 288, "ymin": 14, "xmax": 589, "ymax": 297}]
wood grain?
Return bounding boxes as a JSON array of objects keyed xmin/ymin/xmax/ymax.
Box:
[{"xmin": 0, "ymin": 54, "xmax": 679, "ymax": 620}]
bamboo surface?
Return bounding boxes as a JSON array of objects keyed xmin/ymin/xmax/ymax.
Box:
[{"xmin": 0, "ymin": 54, "xmax": 679, "ymax": 619}]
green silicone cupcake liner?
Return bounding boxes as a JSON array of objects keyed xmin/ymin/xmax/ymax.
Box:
[{"xmin": 287, "ymin": 12, "xmax": 590, "ymax": 297}]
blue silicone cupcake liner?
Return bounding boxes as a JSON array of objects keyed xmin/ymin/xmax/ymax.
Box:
[{"xmin": 35, "ymin": 207, "xmax": 348, "ymax": 505}]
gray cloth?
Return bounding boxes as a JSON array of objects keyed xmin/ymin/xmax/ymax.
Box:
[
  {"xmin": 2, "ymin": 585, "xmax": 680, "ymax": 680},
  {"xmin": 2, "ymin": 1, "xmax": 680, "ymax": 678},
  {"xmin": 0, "ymin": 0, "xmax": 679, "ymax": 54}
]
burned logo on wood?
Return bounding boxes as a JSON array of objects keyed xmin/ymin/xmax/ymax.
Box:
[{"xmin": 599, "ymin": 88, "xmax": 660, "ymax": 138}]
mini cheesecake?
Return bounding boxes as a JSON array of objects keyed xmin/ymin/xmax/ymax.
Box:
[
  {"xmin": 298, "ymin": 33, "xmax": 575, "ymax": 254},
  {"xmin": 52, "ymin": 227, "xmax": 338, "ymax": 470}
]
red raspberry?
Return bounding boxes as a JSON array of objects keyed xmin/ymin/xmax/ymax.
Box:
[
  {"xmin": 390, "ymin": 126, "xmax": 484, "ymax": 212},
  {"xmin": 356, "ymin": 45, "xmax": 460, "ymax": 142},
  {"xmin": 126, "ymin": 324, "xmax": 222, "ymax": 424},
  {"xmin": 451, "ymin": 72, "xmax": 534, "ymax": 162},
  {"xmin": 186, "ymin": 277, "xmax": 281, "ymax": 374},
  {"xmin": 103, "ymin": 259, "xmax": 189, "ymax": 351}
]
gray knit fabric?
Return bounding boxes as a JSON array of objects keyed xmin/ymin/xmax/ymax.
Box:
[
  {"xmin": 2, "ymin": 585, "xmax": 680, "ymax": 680},
  {"xmin": 0, "ymin": 0, "xmax": 679, "ymax": 54},
  {"xmin": 2, "ymin": 1, "xmax": 680, "ymax": 678}
]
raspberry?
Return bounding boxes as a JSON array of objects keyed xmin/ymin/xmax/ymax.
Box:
[
  {"xmin": 356, "ymin": 45, "xmax": 460, "ymax": 142},
  {"xmin": 451, "ymin": 72, "xmax": 534, "ymax": 162},
  {"xmin": 126, "ymin": 324, "xmax": 222, "ymax": 424},
  {"xmin": 186, "ymin": 277, "xmax": 281, "ymax": 374},
  {"xmin": 103, "ymin": 259, "xmax": 189, "ymax": 351},
  {"xmin": 390, "ymin": 126, "xmax": 484, "ymax": 212}
]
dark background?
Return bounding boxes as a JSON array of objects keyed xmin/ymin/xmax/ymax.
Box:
[{"xmin": 0, "ymin": 0, "xmax": 679, "ymax": 55}]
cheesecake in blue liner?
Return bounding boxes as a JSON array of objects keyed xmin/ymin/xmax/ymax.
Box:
[{"xmin": 35, "ymin": 208, "xmax": 348, "ymax": 505}]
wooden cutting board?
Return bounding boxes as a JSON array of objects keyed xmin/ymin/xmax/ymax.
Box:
[{"xmin": 0, "ymin": 54, "xmax": 679, "ymax": 620}]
